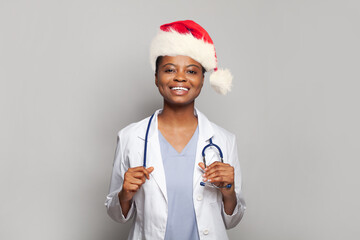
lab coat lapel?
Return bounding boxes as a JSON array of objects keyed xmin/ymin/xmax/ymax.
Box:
[
  {"xmin": 138, "ymin": 110, "xmax": 168, "ymax": 202},
  {"xmin": 193, "ymin": 109, "xmax": 214, "ymax": 190}
]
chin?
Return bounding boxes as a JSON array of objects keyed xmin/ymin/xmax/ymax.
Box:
[{"xmin": 165, "ymin": 98, "xmax": 195, "ymax": 107}]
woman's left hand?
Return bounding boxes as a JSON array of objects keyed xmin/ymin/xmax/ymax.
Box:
[{"xmin": 198, "ymin": 162, "xmax": 235, "ymax": 197}]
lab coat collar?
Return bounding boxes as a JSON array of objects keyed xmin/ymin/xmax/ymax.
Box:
[{"xmin": 137, "ymin": 107, "xmax": 214, "ymax": 142}]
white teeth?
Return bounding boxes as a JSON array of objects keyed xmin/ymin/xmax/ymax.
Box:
[{"xmin": 171, "ymin": 87, "xmax": 188, "ymax": 91}]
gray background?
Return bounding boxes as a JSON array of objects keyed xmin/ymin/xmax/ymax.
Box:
[{"xmin": 1, "ymin": 0, "xmax": 359, "ymax": 239}]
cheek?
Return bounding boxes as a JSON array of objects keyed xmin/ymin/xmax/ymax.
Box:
[
  {"xmin": 156, "ymin": 79, "xmax": 170, "ymax": 93},
  {"xmin": 193, "ymin": 76, "xmax": 204, "ymax": 88},
  {"xmin": 157, "ymin": 74, "xmax": 171, "ymax": 86}
]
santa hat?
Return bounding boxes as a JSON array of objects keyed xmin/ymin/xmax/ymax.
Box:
[{"xmin": 150, "ymin": 20, "xmax": 233, "ymax": 95}]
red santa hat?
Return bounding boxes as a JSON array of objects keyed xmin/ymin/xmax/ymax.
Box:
[{"xmin": 150, "ymin": 20, "xmax": 233, "ymax": 95}]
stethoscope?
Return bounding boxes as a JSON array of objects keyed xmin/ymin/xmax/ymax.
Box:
[{"xmin": 143, "ymin": 113, "xmax": 232, "ymax": 189}]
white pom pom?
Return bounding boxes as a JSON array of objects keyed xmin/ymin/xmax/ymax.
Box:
[{"xmin": 209, "ymin": 68, "xmax": 233, "ymax": 95}]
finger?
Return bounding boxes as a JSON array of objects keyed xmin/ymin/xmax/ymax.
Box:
[
  {"xmin": 128, "ymin": 166, "xmax": 147, "ymax": 172},
  {"xmin": 128, "ymin": 176, "xmax": 146, "ymax": 186},
  {"xmin": 125, "ymin": 183, "xmax": 141, "ymax": 191},
  {"xmin": 204, "ymin": 165, "xmax": 232, "ymax": 177},
  {"xmin": 123, "ymin": 181, "xmax": 141, "ymax": 191},
  {"xmin": 142, "ymin": 168, "xmax": 150, "ymax": 180},
  {"xmin": 129, "ymin": 171, "xmax": 148, "ymax": 179},
  {"xmin": 205, "ymin": 170, "xmax": 227, "ymax": 180},
  {"xmin": 204, "ymin": 166, "xmax": 234, "ymax": 182},
  {"xmin": 144, "ymin": 167, "xmax": 154, "ymax": 179},
  {"xmin": 208, "ymin": 176, "xmax": 232, "ymax": 184},
  {"xmin": 205, "ymin": 161, "xmax": 229, "ymax": 171},
  {"xmin": 127, "ymin": 167, "xmax": 151, "ymax": 180},
  {"xmin": 123, "ymin": 176, "xmax": 146, "ymax": 192},
  {"xmin": 205, "ymin": 166, "xmax": 234, "ymax": 176},
  {"xmin": 198, "ymin": 162, "xmax": 206, "ymax": 170},
  {"xmin": 205, "ymin": 172, "xmax": 233, "ymax": 184}
]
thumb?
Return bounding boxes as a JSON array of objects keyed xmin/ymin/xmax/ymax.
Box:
[
  {"xmin": 147, "ymin": 166, "xmax": 154, "ymax": 173},
  {"xmin": 198, "ymin": 162, "xmax": 205, "ymax": 170}
]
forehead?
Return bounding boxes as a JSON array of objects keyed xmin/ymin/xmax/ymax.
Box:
[{"xmin": 160, "ymin": 55, "xmax": 202, "ymax": 67}]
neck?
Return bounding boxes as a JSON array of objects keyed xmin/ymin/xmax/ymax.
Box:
[{"xmin": 158, "ymin": 101, "xmax": 197, "ymax": 128}]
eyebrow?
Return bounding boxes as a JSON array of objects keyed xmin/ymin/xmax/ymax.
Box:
[
  {"xmin": 161, "ymin": 63, "xmax": 201, "ymax": 69},
  {"xmin": 187, "ymin": 64, "xmax": 201, "ymax": 69},
  {"xmin": 161, "ymin": 63, "xmax": 176, "ymax": 68}
]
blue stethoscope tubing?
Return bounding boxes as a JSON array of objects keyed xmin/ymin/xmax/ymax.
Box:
[
  {"xmin": 143, "ymin": 114, "xmax": 155, "ymax": 168},
  {"xmin": 143, "ymin": 113, "xmax": 231, "ymax": 189}
]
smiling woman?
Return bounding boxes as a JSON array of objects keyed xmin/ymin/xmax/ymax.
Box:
[
  {"xmin": 155, "ymin": 56, "xmax": 204, "ymax": 106},
  {"xmin": 105, "ymin": 20, "xmax": 246, "ymax": 240}
]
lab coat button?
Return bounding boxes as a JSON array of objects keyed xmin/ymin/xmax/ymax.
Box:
[
  {"xmin": 197, "ymin": 195, "xmax": 203, "ymax": 201},
  {"xmin": 203, "ymin": 229, "xmax": 209, "ymax": 235}
]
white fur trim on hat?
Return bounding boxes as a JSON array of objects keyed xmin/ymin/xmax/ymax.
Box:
[
  {"xmin": 209, "ymin": 68, "xmax": 233, "ymax": 95},
  {"xmin": 150, "ymin": 29, "xmax": 217, "ymax": 72}
]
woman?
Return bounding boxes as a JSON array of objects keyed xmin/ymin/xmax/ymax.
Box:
[{"xmin": 105, "ymin": 20, "xmax": 246, "ymax": 240}]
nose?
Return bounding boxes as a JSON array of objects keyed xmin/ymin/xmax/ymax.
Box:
[{"xmin": 174, "ymin": 70, "xmax": 187, "ymax": 82}]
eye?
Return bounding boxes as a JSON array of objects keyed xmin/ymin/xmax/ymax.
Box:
[
  {"xmin": 187, "ymin": 70, "xmax": 197, "ymax": 74},
  {"xmin": 164, "ymin": 69, "xmax": 175, "ymax": 73}
]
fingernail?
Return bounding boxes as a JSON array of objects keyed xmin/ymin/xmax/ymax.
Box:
[
  {"xmin": 202, "ymin": 173, "xmax": 206, "ymax": 177},
  {"xmin": 203, "ymin": 178, "xmax": 207, "ymax": 181}
]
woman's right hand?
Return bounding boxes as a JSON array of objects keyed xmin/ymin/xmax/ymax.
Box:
[{"xmin": 119, "ymin": 166, "xmax": 154, "ymax": 203}]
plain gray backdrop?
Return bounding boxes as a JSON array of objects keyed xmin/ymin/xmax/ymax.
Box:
[{"xmin": 1, "ymin": 0, "xmax": 359, "ymax": 239}]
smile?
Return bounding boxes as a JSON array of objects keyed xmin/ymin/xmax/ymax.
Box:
[{"xmin": 170, "ymin": 87, "xmax": 189, "ymax": 91}]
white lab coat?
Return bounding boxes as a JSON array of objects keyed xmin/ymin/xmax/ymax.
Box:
[{"xmin": 105, "ymin": 108, "xmax": 246, "ymax": 240}]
